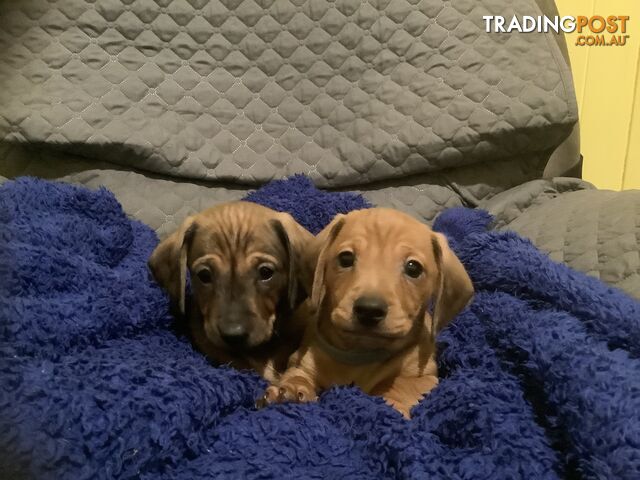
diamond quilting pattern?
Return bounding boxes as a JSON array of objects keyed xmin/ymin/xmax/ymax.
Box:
[{"xmin": 0, "ymin": 0, "xmax": 577, "ymax": 187}]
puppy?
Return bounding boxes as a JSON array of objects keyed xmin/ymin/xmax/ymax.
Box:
[
  {"xmin": 259, "ymin": 208, "xmax": 474, "ymax": 417},
  {"xmin": 148, "ymin": 202, "xmax": 315, "ymax": 382}
]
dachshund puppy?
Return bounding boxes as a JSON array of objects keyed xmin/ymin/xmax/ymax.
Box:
[
  {"xmin": 259, "ymin": 208, "xmax": 474, "ymax": 417},
  {"xmin": 148, "ymin": 202, "xmax": 315, "ymax": 382}
]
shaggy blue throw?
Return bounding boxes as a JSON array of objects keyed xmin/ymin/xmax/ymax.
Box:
[{"xmin": 1, "ymin": 176, "xmax": 639, "ymax": 480}]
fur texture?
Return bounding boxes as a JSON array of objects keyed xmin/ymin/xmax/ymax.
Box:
[{"xmin": 0, "ymin": 177, "xmax": 638, "ymax": 479}]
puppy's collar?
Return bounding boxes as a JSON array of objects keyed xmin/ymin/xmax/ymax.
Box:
[{"xmin": 314, "ymin": 328, "xmax": 395, "ymax": 365}]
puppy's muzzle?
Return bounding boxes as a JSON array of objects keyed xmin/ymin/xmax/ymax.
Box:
[
  {"xmin": 219, "ymin": 322, "xmax": 249, "ymax": 347},
  {"xmin": 215, "ymin": 300, "xmax": 254, "ymax": 348},
  {"xmin": 353, "ymin": 295, "xmax": 388, "ymax": 326}
]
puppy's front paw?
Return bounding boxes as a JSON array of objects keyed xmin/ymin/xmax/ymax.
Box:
[{"xmin": 256, "ymin": 378, "xmax": 317, "ymax": 408}]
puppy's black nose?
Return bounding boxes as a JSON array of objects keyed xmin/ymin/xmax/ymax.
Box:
[
  {"xmin": 219, "ymin": 323, "xmax": 249, "ymax": 347},
  {"xmin": 353, "ymin": 296, "xmax": 388, "ymax": 326}
]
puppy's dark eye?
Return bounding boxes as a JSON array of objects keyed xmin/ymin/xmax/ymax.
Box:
[
  {"xmin": 258, "ymin": 264, "xmax": 275, "ymax": 281},
  {"xmin": 404, "ymin": 260, "xmax": 423, "ymax": 278},
  {"xmin": 338, "ymin": 251, "xmax": 355, "ymax": 268},
  {"xmin": 196, "ymin": 268, "xmax": 213, "ymax": 284}
]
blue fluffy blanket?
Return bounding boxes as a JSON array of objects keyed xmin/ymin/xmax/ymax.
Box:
[{"xmin": 1, "ymin": 177, "xmax": 639, "ymax": 480}]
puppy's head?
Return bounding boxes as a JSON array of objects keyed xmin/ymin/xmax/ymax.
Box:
[
  {"xmin": 312, "ymin": 208, "xmax": 473, "ymax": 352},
  {"xmin": 148, "ymin": 202, "xmax": 314, "ymax": 351}
]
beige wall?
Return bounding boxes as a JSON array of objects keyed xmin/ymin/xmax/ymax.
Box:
[{"xmin": 555, "ymin": 0, "xmax": 640, "ymax": 190}]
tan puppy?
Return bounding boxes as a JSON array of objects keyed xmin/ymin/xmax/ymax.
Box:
[
  {"xmin": 148, "ymin": 202, "xmax": 315, "ymax": 382},
  {"xmin": 259, "ymin": 208, "xmax": 474, "ymax": 417}
]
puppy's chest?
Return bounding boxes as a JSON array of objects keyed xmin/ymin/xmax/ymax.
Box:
[
  {"xmin": 306, "ymin": 345, "xmax": 436, "ymax": 394},
  {"xmin": 310, "ymin": 351, "xmax": 404, "ymax": 394}
]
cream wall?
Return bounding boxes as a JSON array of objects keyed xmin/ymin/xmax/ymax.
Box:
[{"xmin": 555, "ymin": 0, "xmax": 640, "ymax": 190}]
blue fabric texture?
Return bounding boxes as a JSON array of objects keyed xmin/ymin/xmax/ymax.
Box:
[{"xmin": 1, "ymin": 177, "xmax": 639, "ymax": 480}]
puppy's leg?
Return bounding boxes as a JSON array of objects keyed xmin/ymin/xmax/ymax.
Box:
[
  {"xmin": 257, "ymin": 349, "xmax": 321, "ymax": 408},
  {"xmin": 373, "ymin": 375, "xmax": 439, "ymax": 419}
]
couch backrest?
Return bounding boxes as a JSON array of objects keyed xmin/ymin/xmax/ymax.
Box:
[{"xmin": 0, "ymin": 0, "xmax": 578, "ymax": 188}]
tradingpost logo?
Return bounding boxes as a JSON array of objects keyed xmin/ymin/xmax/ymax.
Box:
[{"xmin": 483, "ymin": 15, "xmax": 630, "ymax": 46}]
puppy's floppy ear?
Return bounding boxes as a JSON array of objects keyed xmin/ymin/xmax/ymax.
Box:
[
  {"xmin": 148, "ymin": 218, "xmax": 198, "ymax": 315},
  {"xmin": 271, "ymin": 213, "xmax": 315, "ymax": 310},
  {"xmin": 311, "ymin": 214, "xmax": 346, "ymax": 308},
  {"xmin": 430, "ymin": 232, "xmax": 474, "ymax": 336}
]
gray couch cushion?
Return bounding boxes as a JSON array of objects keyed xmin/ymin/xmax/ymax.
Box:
[
  {"xmin": 0, "ymin": 144, "xmax": 247, "ymax": 237},
  {"xmin": 0, "ymin": 0, "xmax": 577, "ymax": 188},
  {"xmin": 1, "ymin": 143, "xmax": 462, "ymax": 234},
  {"xmin": 4, "ymin": 146, "xmax": 639, "ymax": 299},
  {"xmin": 483, "ymin": 180, "xmax": 640, "ymax": 298}
]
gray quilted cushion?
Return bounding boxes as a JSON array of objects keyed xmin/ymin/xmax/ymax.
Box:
[
  {"xmin": 3, "ymin": 146, "xmax": 639, "ymax": 298},
  {"xmin": 0, "ymin": 144, "xmax": 246, "ymax": 238},
  {"xmin": 0, "ymin": 143, "xmax": 461, "ymax": 235},
  {"xmin": 484, "ymin": 180, "xmax": 640, "ymax": 299},
  {"xmin": 0, "ymin": 0, "xmax": 577, "ymax": 187}
]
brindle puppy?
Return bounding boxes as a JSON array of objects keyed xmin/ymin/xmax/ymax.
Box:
[{"xmin": 148, "ymin": 202, "xmax": 315, "ymax": 382}]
